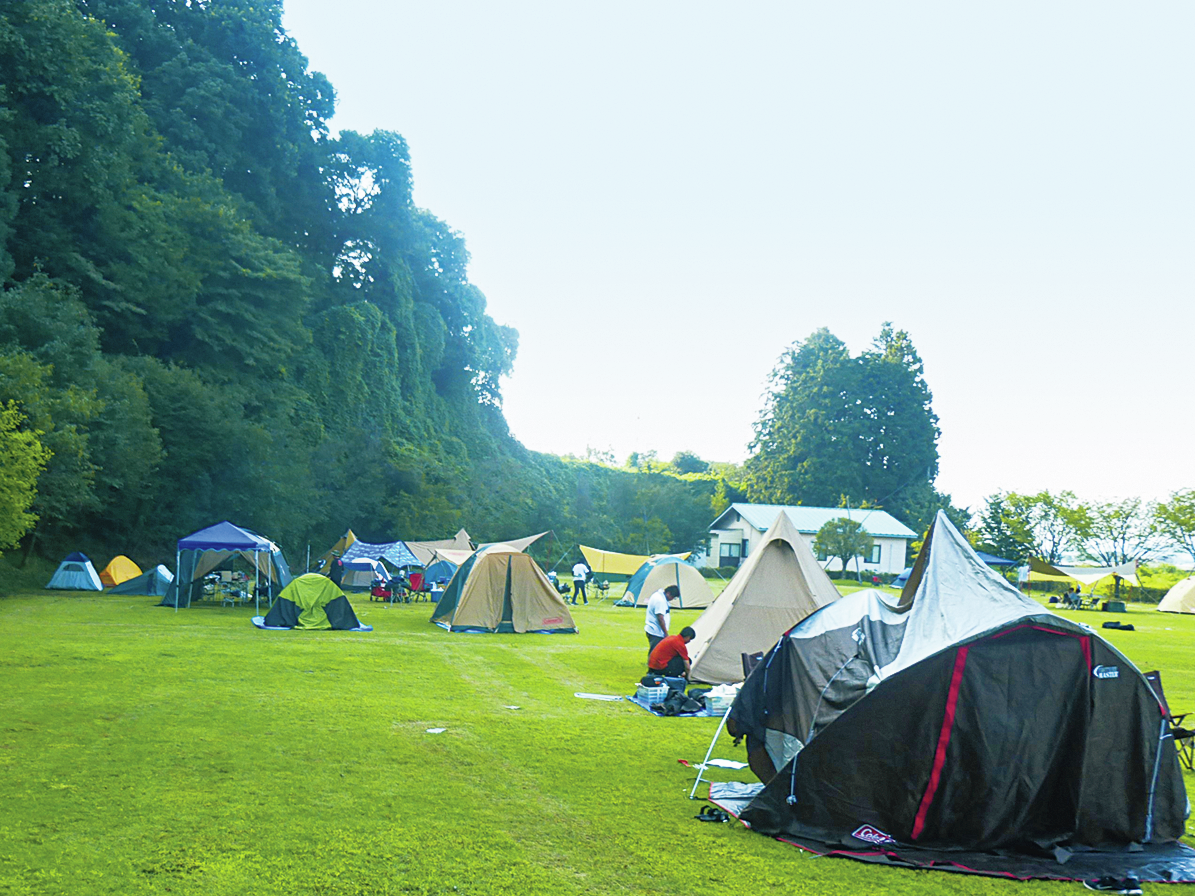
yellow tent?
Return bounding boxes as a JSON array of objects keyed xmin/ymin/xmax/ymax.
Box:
[{"xmin": 99, "ymin": 555, "xmax": 142, "ymax": 587}]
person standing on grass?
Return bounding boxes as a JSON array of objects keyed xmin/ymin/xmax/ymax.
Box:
[
  {"xmin": 648, "ymin": 626, "xmax": 695, "ymax": 678},
  {"xmin": 644, "ymin": 584, "xmax": 680, "ymax": 657},
  {"xmin": 571, "ymin": 559, "xmax": 589, "ymax": 605}
]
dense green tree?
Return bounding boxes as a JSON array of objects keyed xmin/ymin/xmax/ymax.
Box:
[
  {"xmin": 0, "ymin": 400, "xmax": 50, "ymax": 551},
  {"xmin": 813, "ymin": 517, "xmax": 874, "ymax": 579},
  {"xmin": 744, "ymin": 325, "xmax": 941, "ymax": 529},
  {"xmin": 1079, "ymin": 498, "xmax": 1162, "ymax": 567},
  {"xmin": 1155, "ymin": 489, "xmax": 1195, "ymax": 567}
]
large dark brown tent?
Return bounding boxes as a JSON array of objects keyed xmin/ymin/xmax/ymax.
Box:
[{"xmin": 715, "ymin": 511, "xmax": 1195, "ymax": 882}]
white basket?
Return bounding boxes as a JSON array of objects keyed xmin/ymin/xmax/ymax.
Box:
[
  {"xmin": 636, "ymin": 684, "xmax": 669, "ymax": 703},
  {"xmin": 706, "ymin": 693, "xmax": 734, "ymax": 713}
]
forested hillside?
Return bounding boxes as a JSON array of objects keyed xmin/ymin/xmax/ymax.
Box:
[{"xmin": 0, "ymin": 0, "xmax": 718, "ymax": 566}]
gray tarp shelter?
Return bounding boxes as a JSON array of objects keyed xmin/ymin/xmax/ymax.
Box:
[{"xmin": 160, "ymin": 521, "xmax": 292, "ymax": 613}]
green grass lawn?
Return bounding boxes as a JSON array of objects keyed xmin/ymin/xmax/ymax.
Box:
[{"xmin": 1, "ymin": 589, "xmax": 1193, "ymax": 895}]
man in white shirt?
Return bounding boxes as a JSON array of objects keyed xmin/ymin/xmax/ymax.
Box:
[
  {"xmin": 643, "ymin": 584, "xmax": 680, "ymax": 657},
  {"xmin": 571, "ymin": 561, "xmax": 589, "ymax": 605}
]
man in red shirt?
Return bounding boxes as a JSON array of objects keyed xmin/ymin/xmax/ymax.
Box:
[{"xmin": 648, "ymin": 626, "xmax": 696, "ymax": 678}]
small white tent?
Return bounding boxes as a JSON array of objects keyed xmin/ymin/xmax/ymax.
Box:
[
  {"xmin": 1158, "ymin": 577, "xmax": 1195, "ymax": 614},
  {"xmin": 46, "ymin": 553, "xmax": 103, "ymax": 591}
]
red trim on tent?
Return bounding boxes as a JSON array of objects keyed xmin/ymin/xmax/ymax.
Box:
[
  {"xmin": 911, "ymin": 645, "xmax": 969, "ymax": 841},
  {"xmin": 989, "ymin": 624, "xmax": 1092, "ymax": 671}
]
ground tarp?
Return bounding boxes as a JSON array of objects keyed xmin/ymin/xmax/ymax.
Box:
[{"xmin": 688, "ymin": 512, "xmax": 840, "ymax": 684}]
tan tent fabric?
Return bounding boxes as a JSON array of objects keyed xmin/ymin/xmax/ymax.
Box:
[
  {"xmin": 688, "ymin": 513, "xmax": 842, "ymax": 684},
  {"xmin": 482, "ymin": 531, "xmax": 549, "ymax": 553},
  {"xmin": 407, "ymin": 528, "xmax": 474, "ymax": 566},
  {"xmin": 429, "ymin": 548, "xmax": 474, "ymax": 567},
  {"xmin": 433, "ymin": 545, "xmax": 576, "ymax": 633},
  {"xmin": 99, "ymin": 555, "xmax": 142, "ymax": 587},
  {"xmin": 579, "ymin": 545, "xmax": 693, "ymax": 577},
  {"xmin": 1158, "ymin": 577, "xmax": 1195, "ymax": 614}
]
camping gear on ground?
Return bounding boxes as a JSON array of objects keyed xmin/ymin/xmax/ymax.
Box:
[
  {"xmin": 254, "ymin": 573, "xmax": 371, "ymax": 631},
  {"xmin": 687, "ymin": 512, "xmax": 841, "ymax": 684},
  {"xmin": 1158, "ymin": 577, "xmax": 1195, "ymax": 614},
  {"xmin": 160, "ymin": 521, "xmax": 291, "ymax": 613},
  {"xmin": 430, "ymin": 544, "xmax": 577, "ymax": 633},
  {"xmin": 46, "ymin": 553, "xmax": 102, "ymax": 591},
  {"xmin": 613, "ymin": 556, "xmax": 714, "ymax": 609},
  {"xmin": 716, "ymin": 511, "xmax": 1192, "ymax": 881},
  {"xmin": 579, "ymin": 544, "xmax": 692, "ymax": 583},
  {"xmin": 98, "ymin": 555, "xmax": 142, "ymax": 587},
  {"xmin": 109, "ymin": 565, "xmax": 174, "ymax": 596},
  {"xmin": 636, "ymin": 682, "xmax": 669, "ymax": 703},
  {"xmin": 1102, "ymin": 621, "xmax": 1135, "ymax": 631}
]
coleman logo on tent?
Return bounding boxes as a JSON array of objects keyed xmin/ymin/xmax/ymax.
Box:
[
  {"xmin": 1093, "ymin": 665, "xmax": 1120, "ymax": 680},
  {"xmin": 851, "ymin": 825, "xmax": 896, "ymax": 846}
]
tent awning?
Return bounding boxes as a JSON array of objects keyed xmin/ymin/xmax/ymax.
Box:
[{"xmin": 178, "ymin": 521, "xmax": 274, "ymax": 552}]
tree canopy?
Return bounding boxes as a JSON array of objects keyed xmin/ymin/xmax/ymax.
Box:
[
  {"xmin": 744, "ymin": 325, "xmax": 949, "ymax": 533},
  {"xmin": 0, "ymin": 0, "xmax": 718, "ymax": 565}
]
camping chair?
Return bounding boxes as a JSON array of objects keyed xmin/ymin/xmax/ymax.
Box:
[
  {"xmin": 1144, "ymin": 670, "xmax": 1195, "ymax": 771},
  {"xmin": 592, "ymin": 580, "xmax": 611, "ymax": 601}
]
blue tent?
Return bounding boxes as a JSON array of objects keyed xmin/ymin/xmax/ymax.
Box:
[
  {"xmin": 46, "ymin": 554, "xmax": 102, "ymax": 591},
  {"xmin": 110, "ymin": 565, "xmax": 174, "ymax": 596},
  {"xmin": 160, "ymin": 521, "xmax": 291, "ymax": 611}
]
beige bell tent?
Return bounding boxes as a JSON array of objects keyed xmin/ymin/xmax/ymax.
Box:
[
  {"xmin": 430, "ymin": 544, "xmax": 577, "ymax": 633},
  {"xmin": 615, "ymin": 556, "xmax": 714, "ymax": 609},
  {"xmin": 688, "ymin": 512, "xmax": 841, "ymax": 684},
  {"xmin": 406, "ymin": 528, "xmax": 474, "ymax": 566},
  {"xmin": 99, "ymin": 555, "xmax": 142, "ymax": 587},
  {"xmin": 1158, "ymin": 577, "xmax": 1195, "ymax": 614}
]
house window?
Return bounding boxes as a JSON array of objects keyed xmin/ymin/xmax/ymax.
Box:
[
  {"xmin": 720, "ymin": 542, "xmax": 741, "ymax": 561},
  {"xmin": 816, "ymin": 547, "xmax": 828, "ymax": 562},
  {"xmin": 866, "ymin": 544, "xmax": 881, "ymax": 564}
]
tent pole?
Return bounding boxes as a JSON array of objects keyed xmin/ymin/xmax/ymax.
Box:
[
  {"xmin": 254, "ymin": 549, "xmax": 260, "ymax": 615},
  {"xmin": 174, "ymin": 548, "xmax": 181, "ymax": 613},
  {"xmin": 689, "ymin": 704, "xmax": 735, "ymax": 800}
]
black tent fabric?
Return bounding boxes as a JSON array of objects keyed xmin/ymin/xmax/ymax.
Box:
[{"xmin": 722, "ymin": 511, "xmax": 1194, "ymax": 881}]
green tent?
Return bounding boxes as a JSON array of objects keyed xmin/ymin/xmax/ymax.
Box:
[{"xmin": 254, "ymin": 574, "xmax": 371, "ymax": 631}]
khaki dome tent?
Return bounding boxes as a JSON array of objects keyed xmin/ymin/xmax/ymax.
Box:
[
  {"xmin": 99, "ymin": 555, "xmax": 142, "ymax": 587},
  {"xmin": 688, "ymin": 512, "xmax": 841, "ymax": 684},
  {"xmin": 615, "ymin": 556, "xmax": 714, "ymax": 609},
  {"xmin": 431, "ymin": 545, "xmax": 577, "ymax": 633},
  {"xmin": 1158, "ymin": 577, "xmax": 1195, "ymax": 614}
]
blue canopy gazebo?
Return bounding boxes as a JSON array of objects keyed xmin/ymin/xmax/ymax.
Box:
[{"xmin": 160, "ymin": 521, "xmax": 292, "ymax": 612}]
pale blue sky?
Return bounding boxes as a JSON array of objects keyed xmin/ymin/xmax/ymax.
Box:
[{"xmin": 282, "ymin": 1, "xmax": 1194, "ymax": 511}]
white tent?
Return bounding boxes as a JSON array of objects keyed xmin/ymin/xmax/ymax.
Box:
[
  {"xmin": 1158, "ymin": 577, "xmax": 1195, "ymax": 614},
  {"xmin": 688, "ymin": 513, "xmax": 841, "ymax": 684}
]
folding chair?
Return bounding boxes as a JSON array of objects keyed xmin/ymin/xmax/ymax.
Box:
[{"xmin": 1144, "ymin": 670, "xmax": 1195, "ymax": 771}]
